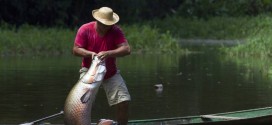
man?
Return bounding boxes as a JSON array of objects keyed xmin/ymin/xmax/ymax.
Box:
[{"xmin": 72, "ymin": 7, "xmax": 131, "ymax": 125}]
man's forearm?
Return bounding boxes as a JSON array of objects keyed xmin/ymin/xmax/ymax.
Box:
[
  {"xmin": 108, "ymin": 45, "xmax": 131, "ymax": 57},
  {"xmin": 96, "ymin": 45, "xmax": 130, "ymax": 60},
  {"xmin": 73, "ymin": 46, "xmax": 94, "ymax": 58}
]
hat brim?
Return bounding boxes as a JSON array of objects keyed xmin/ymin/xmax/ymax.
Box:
[{"xmin": 92, "ymin": 9, "xmax": 119, "ymax": 26}]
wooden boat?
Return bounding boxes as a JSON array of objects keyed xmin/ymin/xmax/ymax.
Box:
[
  {"xmin": 127, "ymin": 106, "xmax": 272, "ymax": 125},
  {"xmin": 19, "ymin": 106, "xmax": 272, "ymax": 125}
]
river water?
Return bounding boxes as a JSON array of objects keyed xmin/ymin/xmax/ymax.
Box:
[{"xmin": 1, "ymin": 49, "xmax": 272, "ymax": 124}]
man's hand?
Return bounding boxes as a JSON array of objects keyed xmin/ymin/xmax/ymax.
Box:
[
  {"xmin": 96, "ymin": 42, "xmax": 130, "ymax": 60},
  {"xmin": 90, "ymin": 52, "xmax": 97, "ymax": 59},
  {"xmin": 97, "ymin": 51, "xmax": 111, "ymax": 60}
]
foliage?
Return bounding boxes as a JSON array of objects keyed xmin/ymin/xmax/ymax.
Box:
[
  {"xmin": 2, "ymin": 14, "xmax": 272, "ymax": 57},
  {"xmin": 0, "ymin": 24, "xmax": 75, "ymax": 56},
  {"xmin": 122, "ymin": 24, "xmax": 181, "ymax": 53},
  {"xmin": 0, "ymin": 0, "xmax": 182, "ymax": 27},
  {"xmin": 223, "ymin": 14, "xmax": 272, "ymax": 58},
  {"xmin": 147, "ymin": 13, "xmax": 272, "ymax": 59},
  {"xmin": 0, "ymin": 23, "xmax": 181, "ymax": 56},
  {"xmin": 177, "ymin": 0, "xmax": 272, "ymax": 18},
  {"xmin": 149, "ymin": 16, "xmax": 252, "ymax": 39},
  {"xmin": 1, "ymin": 0, "xmax": 272, "ymax": 27},
  {"xmin": 0, "ymin": 0, "xmax": 72, "ymax": 26}
]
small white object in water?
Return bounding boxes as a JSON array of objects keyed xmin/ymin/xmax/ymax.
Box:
[
  {"xmin": 154, "ymin": 84, "xmax": 163, "ymax": 89},
  {"xmin": 154, "ymin": 84, "xmax": 163, "ymax": 97}
]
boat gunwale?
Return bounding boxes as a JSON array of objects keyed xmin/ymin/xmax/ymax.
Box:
[{"xmin": 128, "ymin": 106, "xmax": 272, "ymax": 123}]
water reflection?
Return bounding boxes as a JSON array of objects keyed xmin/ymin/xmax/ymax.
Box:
[{"xmin": 1, "ymin": 52, "xmax": 272, "ymax": 124}]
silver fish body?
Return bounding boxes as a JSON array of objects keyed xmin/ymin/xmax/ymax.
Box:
[{"xmin": 64, "ymin": 57, "xmax": 106, "ymax": 125}]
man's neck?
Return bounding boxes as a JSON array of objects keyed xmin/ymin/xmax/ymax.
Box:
[{"xmin": 95, "ymin": 22, "xmax": 112, "ymax": 37}]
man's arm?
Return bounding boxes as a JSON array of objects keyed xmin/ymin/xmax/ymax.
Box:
[
  {"xmin": 72, "ymin": 45, "xmax": 97, "ymax": 58},
  {"xmin": 97, "ymin": 42, "xmax": 131, "ymax": 60}
]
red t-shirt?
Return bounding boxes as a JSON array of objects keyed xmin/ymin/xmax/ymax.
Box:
[{"xmin": 74, "ymin": 21, "xmax": 127, "ymax": 79}]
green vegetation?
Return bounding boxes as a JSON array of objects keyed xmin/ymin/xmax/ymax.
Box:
[
  {"xmin": 1, "ymin": 0, "xmax": 272, "ymax": 57},
  {"xmin": 0, "ymin": 24, "xmax": 75, "ymax": 56},
  {"xmin": 2, "ymin": 0, "xmax": 271, "ymax": 27},
  {"xmin": 1, "ymin": 14, "xmax": 272, "ymax": 57},
  {"xmin": 122, "ymin": 25, "xmax": 181, "ymax": 53},
  {"xmin": 150, "ymin": 14, "xmax": 272, "ymax": 58},
  {"xmin": 0, "ymin": 23, "xmax": 182, "ymax": 56},
  {"xmin": 149, "ymin": 16, "xmax": 251, "ymax": 39},
  {"xmin": 223, "ymin": 15, "xmax": 272, "ymax": 58}
]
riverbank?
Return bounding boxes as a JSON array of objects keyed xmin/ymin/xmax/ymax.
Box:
[
  {"xmin": 0, "ymin": 23, "xmax": 182, "ymax": 56},
  {"xmin": 1, "ymin": 14, "xmax": 272, "ymax": 57},
  {"xmin": 150, "ymin": 14, "xmax": 272, "ymax": 58},
  {"xmin": 178, "ymin": 39, "xmax": 245, "ymax": 47}
]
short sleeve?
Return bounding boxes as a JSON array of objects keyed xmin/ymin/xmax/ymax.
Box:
[
  {"xmin": 113, "ymin": 26, "xmax": 127, "ymax": 45},
  {"xmin": 74, "ymin": 26, "xmax": 87, "ymax": 48}
]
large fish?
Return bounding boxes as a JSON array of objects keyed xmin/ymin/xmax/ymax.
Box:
[{"xmin": 64, "ymin": 56, "xmax": 106, "ymax": 125}]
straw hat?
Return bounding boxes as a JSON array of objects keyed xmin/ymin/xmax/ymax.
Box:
[{"xmin": 92, "ymin": 7, "xmax": 119, "ymax": 25}]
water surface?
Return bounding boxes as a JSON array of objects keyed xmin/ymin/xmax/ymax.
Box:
[{"xmin": 1, "ymin": 52, "xmax": 272, "ymax": 124}]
